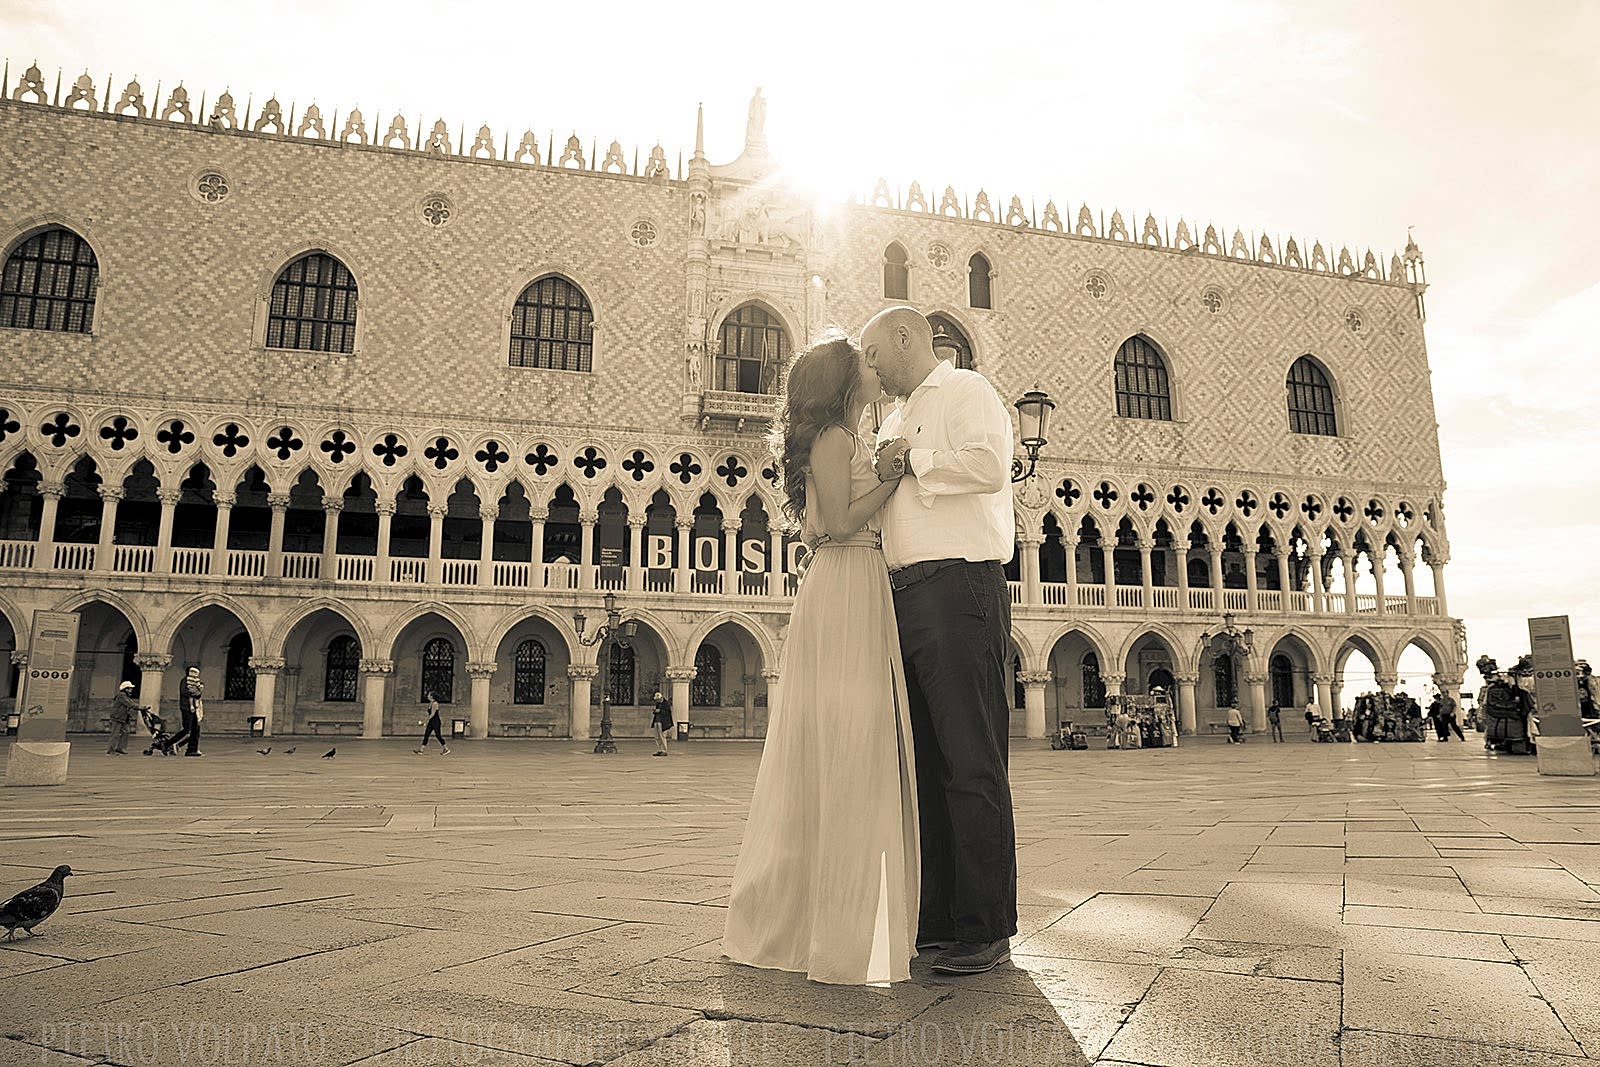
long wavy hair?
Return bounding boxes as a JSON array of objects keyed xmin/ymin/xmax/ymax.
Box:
[{"xmin": 768, "ymin": 332, "xmax": 862, "ymax": 529}]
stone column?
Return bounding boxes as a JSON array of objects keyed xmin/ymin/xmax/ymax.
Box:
[
  {"xmin": 1020, "ymin": 670, "xmax": 1051, "ymax": 738},
  {"xmin": 1429, "ymin": 558, "xmax": 1449, "ymax": 615},
  {"xmin": 1100, "ymin": 541, "xmax": 1116, "ymax": 605},
  {"xmin": 1175, "ymin": 542, "xmax": 1190, "ymax": 608},
  {"xmin": 1313, "ymin": 672, "xmax": 1335, "ymax": 718},
  {"xmin": 1242, "ymin": 547, "xmax": 1259, "ymax": 612},
  {"xmin": 1019, "ymin": 536, "xmax": 1042, "ymax": 605},
  {"xmin": 266, "ymin": 492, "xmax": 290, "ymax": 578},
  {"xmin": 1277, "ymin": 549, "xmax": 1294, "ymax": 611},
  {"xmin": 1064, "ymin": 535, "xmax": 1079, "ymax": 605},
  {"xmin": 722, "ymin": 520, "xmax": 740, "ymax": 595},
  {"xmin": 768, "ymin": 528, "xmax": 784, "ymax": 596},
  {"xmin": 1307, "ymin": 550, "xmax": 1325, "ymax": 613},
  {"xmin": 155, "ymin": 488, "xmax": 181, "ymax": 572},
  {"xmin": 132, "ymin": 653, "xmax": 172, "ymax": 722},
  {"xmin": 1174, "ymin": 674, "xmax": 1199, "ymax": 735},
  {"xmin": 466, "ymin": 661, "xmax": 495, "ymax": 739},
  {"xmin": 761, "ymin": 667, "xmax": 781, "ymax": 725},
  {"xmin": 578, "ymin": 511, "xmax": 597, "ymax": 590},
  {"xmin": 359, "ymin": 659, "xmax": 393, "ymax": 738},
  {"xmin": 248, "ymin": 656, "xmax": 284, "ymax": 736},
  {"xmin": 32, "ymin": 483, "xmax": 64, "ymax": 571},
  {"xmin": 567, "ymin": 664, "xmax": 597, "ymax": 739},
  {"xmin": 426, "ymin": 503, "xmax": 447, "ymax": 585},
  {"xmin": 742, "ymin": 673, "xmax": 756, "ymax": 735},
  {"xmin": 210, "ymin": 491, "xmax": 235, "ymax": 577},
  {"xmin": 675, "ymin": 520, "xmax": 692, "ymax": 593},
  {"xmin": 627, "ymin": 518, "xmax": 646, "ymax": 591},
  {"xmin": 95, "ymin": 485, "xmax": 123, "ymax": 572},
  {"xmin": 529, "ymin": 507, "xmax": 547, "ymax": 579},
  {"xmin": 666, "ymin": 665, "xmax": 696, "ymax": 731},
  {"xmin": 321, "ymin": 499, "xmax": 343, "ymax": 582},
  {"xmin": 478, "ymin": 507, "xmax": 497, "ymax": 588},
  {"xmin": 11, "ymin": 650, "xmax": 27, "ymax": 724},
  {"xmin": 1371, "ymin": 548, "xmax": 1387, "ymax": 616},
  {"xmin": 374, "ymin": 501, "xmax": 395, "ymax": 584},
  {"xmin": 1244, "ymin": 673, "xmax": 1267, "ymax": 733},
  {"xmin": 1137, "ymin": 539, "xmax": 1154, "ymax": 609},
  {"xmin": 1330, "ymin": 679, "xmax": 1345, "ymax": 719},
  {"xmin": 1376, "ymin": 674, "xmax": 1398, "ymax": 696},
  {"xmin": 1399, "ymin": 552, "xmax": 1417, "ymax": 614},
  {"xmin": 1342, "ymin": 552, "xmax": 1358, "ymax": 613},
  {"xmin": 1103, "ymin": 672, "xmax": 1125, "ymax": 703},
  {"xmin": 1208, "ymin": 546, "xmax": 1225, "ymax": 603}
]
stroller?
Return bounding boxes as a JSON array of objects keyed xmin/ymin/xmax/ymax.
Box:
[
  {"xmin": 1311, "ymin": 716, "xmax": 1336, "ymax": 743},
  {"xmin": 140, "ymin": 707, "xmax": 175, "ymax": 756}
]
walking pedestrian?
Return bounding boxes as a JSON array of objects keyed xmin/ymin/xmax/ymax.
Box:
[
  {"xmin": 1267, "ymin": 703, "xmax": 1284, "ymax": 743},
  {"xmin": 415, "ymin": 693, "xmax": 449, "ymax": 754},
  {"xmin": 1225, "ymin": 704, "xmax": 1245, "ymax": 744},
  {"xmin": 1436, "ymin": 693, "xmax": 1465, "ymax": 741},
  {"xmin": 107, "ymin": 681, "xmax": 143, "ymax": 754},
  {"xmin": 164, "ymin": 667, "xmax": 205, "ymax": 756},
  {"xmin": 1304, "ymin": 698, "xmax": 1318, "ymax": 734},
  {"xmin": 651, "ymin": 690, "xmax": 672, "ymax": 756}
]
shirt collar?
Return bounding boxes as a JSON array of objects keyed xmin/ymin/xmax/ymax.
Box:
[{"xmin": 906, "ymin": 358, "xmax": 954, "ymax": 401}]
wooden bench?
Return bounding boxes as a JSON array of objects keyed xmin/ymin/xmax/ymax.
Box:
[
  {"xmin": 691, "ymin": 723, "xmax": 734, "ymax": 738},
  {"xmin": 498, "ymin": 722, "xmax": 558, "ymax": 738},
  {"xmin": 307, "ymin": 720, "xmax": 363, "ymax": 736}
]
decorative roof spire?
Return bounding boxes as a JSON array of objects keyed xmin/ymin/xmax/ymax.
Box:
[
  {"xmin": 745, "ymin": 86, "xmax": 766, "ymax": 149},
  {"xmin": 693, "ymin": 102, "xmax": 704, "ymax": 160},
  {"xmin": 1403, "ymin": 225, "xmax": 1422, "ymax": 263}
]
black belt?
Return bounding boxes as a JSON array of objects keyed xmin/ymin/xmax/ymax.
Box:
[{"xmin": 888, "ymin": 557, "xmax": 967, "ymax": 592}]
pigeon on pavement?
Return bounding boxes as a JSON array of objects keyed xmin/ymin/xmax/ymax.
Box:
[
  {"xmin": 1, "ymin": 865, "xmax": 71, "ymax": 940},
  {"xmin": 257, "ymin": 747, "xmax": 271, "ymax": 755},
  {"xmin": 284, "ymin": 747, "xmax": 296, "ymax": 755},
  {"xmin": 321, "ymin": 748, "xmax": 336, "ymax": 759}
]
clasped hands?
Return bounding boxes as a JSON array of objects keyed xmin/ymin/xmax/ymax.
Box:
[{"xmin": 874, "ymin": 438, "xmax": 910, "ymax": 483}]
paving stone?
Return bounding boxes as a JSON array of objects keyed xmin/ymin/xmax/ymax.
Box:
[
  {"xmin": 1344, "ymin": 872, "xmax": 1480, "ymax": 913},
  {"xmin": 1343, "ymin": 949, "xmax": 1582, "ymax": 1055},
  {"xmin": 1247, "ymin": 845, "xmax": 1345, "ymax": 871},
  {"xmin": 1509, "ymin": 935, "xmax": 1600, "ymax": 1053},
  {"xmin": 1193, "ymin": 882, "xmax": 1343, "ymax": 947},
  {"xmin": 600, "ymin": 1018, "xmax": 877, "ymax": 1066},
  {"xmin": 859, "ymin": 989, "xmax": 1092, "ymax": 1065},
  {"xmin": 1341, "ymin": 1030, "xmax": 1599, "ymax": 1066},
  {"xmin": 1015, "ymin": 894, "xmax": 1212, "ymax": 965},
  {"xmin": 1102, "ymin": 968, "xmax": 1341, "ymax": 1067},
  {"xmin": 1346, "ymin": 832, "xmax": 1441, "ymax": 858}
]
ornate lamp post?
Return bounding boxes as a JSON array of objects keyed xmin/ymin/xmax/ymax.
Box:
[
  {"xmin": 1199, "ymin": 612, "xmax": 1254, "ymax": 705},
  {"xmin": 574, "ymin": 591, "xmax": 637, "ymax": 755}
]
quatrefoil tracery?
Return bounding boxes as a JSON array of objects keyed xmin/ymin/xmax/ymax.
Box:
[
  {"xmin": 424, "ymin": 436, "xmax": 459, "ymax": 470},
  {"xmin": 373, "ymin": 434, "xmax": 408, "ymax": 467},
  {"xmin": 525, "ymin": 443, "xmax": 559, "ymax": 476},
  {"xmin": 717, "ymin": 455, "xmax": 748, "ymax": 488},
  {"xmin": 268, "ymin": 426, "xmax": 304, "ymax": 461},
  {"xmin": 1054, "ymin": 478, "xmax": 1081, "ymax": 506},
  {"xmin": 41, "ymin": 412, "xmax": 81, "ymax": 448},
  {"xmin": 574, "ymin": 447, "xmax": 606, "ymax": 479},
  {"xmin": 475, "ymin": 440, "xmax": 509, "ymax": 473},
  {"xmin": 670, "ymin": 452, "xmax": 702, "ymax": 485},
  {"xmin": 622, "ymin": 449, "xmax": 655, "ymax": 482},
  {"xmin": 320, "ymin": 430, "xmax": 356, "ymax": 463},
  {"xmin": 212, "ymin": 423, "xmax": 250, "ymax": 458},
  {"xmin": 99, "ymin": 416, "xmax": 138, "ymax": 451}
]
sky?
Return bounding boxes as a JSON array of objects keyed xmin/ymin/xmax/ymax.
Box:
[{"xmin": 2, "ymin": 0, "xmax": 1594, "ymax": 682}]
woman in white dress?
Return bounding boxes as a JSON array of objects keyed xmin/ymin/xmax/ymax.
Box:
[{"xmin": 722, "ymin": 334, "xmax": 920, "ymax": 985}]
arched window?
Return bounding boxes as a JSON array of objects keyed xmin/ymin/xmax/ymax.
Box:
[
  {"xmin": 1270, "ymin": 654, "xmax": 1296, "ymax": 708},
  {"xmin": 715, "ymin": 304, "xmax": 789, "ymax": 395},
  {"xmin": 267, "ymin": 252, "xmax": 357, "ymax": 353},
  {"xmin": 606, "ymin": 644, "xmax": 635, "ymax": 706},
  {"xmin": 928, "ymin": 314, "xmax": 975, "ymax": 371},
  {"xmin": 692, "ymin": 644, "xmax": 722, "ymax": 707},
  {"xmin": 968, "ymin": 253, "xmax": 992, "ymax": 309},
  {"xmin": 510, "ymin": 275, "xmax": 594, "ymax": 372},
  {"xmin": 1287, "ymin": 356, "xmax": 1337, "ymax": 436},
  {"xmin": 1, "ymin": 227, "xmax": 98, "ymax": 333},
  {"xmin": 324, "ymin": 635, "xmax": 360, "ymax": 702},
  {"xmin": 1214, "ymin": 652, "xmax": 1238, "ymax": 708},
  {"xmin": 223, "ymin": 633, "xmax": 255, "ymax": 701},
  {"xmin": 1082, "ymin": 652, "xmax": 1106, "ymax": 709},
  {"xmin": 513, "ymin": 639, "xmax": 546, "ymax": 704},
  {"xmin": 1114, "ymin": 336, "xmax": 1173, "ymax": 421},
  {"xmin": 421, "ymin": 637, "xmax": 455, "ymax": 704},
  {"xmin": 883, "ymin": 243, "xmax": 909, "ymax": 300}
]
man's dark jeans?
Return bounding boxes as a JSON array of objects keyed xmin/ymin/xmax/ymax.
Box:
[{"xmin": 893, "ymin": 560, "xmax": 1017, "ymax": 945}]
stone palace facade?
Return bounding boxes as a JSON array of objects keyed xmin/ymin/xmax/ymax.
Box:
[{"xmin": 0, "ymin": 65, "xmax": 1465, "ymax": 740}]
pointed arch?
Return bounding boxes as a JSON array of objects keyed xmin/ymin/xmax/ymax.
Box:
[
  {"xmin": 263, "ymin": 249, "xmax": 359, "ymax": 354},
  {"xmin": 151, "ymin": 591, "xmax": 267, "ymax": 652},
  {"xmin": 50, "ymin": 588, "xmax": 152, "ymax": 648},
  {"xmin": 484, "ymin": 603, "xmax": 579, "ymax": 663},
  {"xmin": 681, "ymin": 609, "xmax": 778, "ymax": 668},
  {"xmin": 967, "ymin": 251, "xmax": 993, "ymax": 309},
  {"xmin": 1, "ymin": 224, "xmax": 100, "ymax": 333},
  {"xmin": 265, "ymin": 596, "xmax": 375, "ymax": 659},
  {"xmin": 1287, "ymin": 354, "xmax": 1339, "ymax": 436},
  {"xmin": 1113, "ymin": 334, "xmax": 1174, "ymax": 421},
  {"xmin": 927, "ymin": 311, "xmax": 977, "ymax": 371},
  {"xmin": 1116, "ymin": 622, "xmax": 1195, "ymax": 676},
  {"xmin": 508, "ymin": 272, "xmax": 595, "ymax": 372},
  {"xmin": 1041, "ymin": 621, "xmax": 1113, "ymax": 669},
  {"xmin": 883, "ymin": 241, "xmax": 910, "ymax": 300},
  {"xmin": 377, "ymin": 600, "xmax": 482, "ymax": 662}
]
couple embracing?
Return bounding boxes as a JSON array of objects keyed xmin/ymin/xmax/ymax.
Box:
[{"xmin": 722, "ymin": 306, "xmax": 1018, "ymax": 985}]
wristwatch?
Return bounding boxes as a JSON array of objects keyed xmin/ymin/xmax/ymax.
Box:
[{"xmin": 888, "ymin": 449, "xmax": 907, "ymax": 478}]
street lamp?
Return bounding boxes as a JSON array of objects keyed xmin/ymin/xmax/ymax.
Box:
[
  {"xmin": 1199, "ymin": 612, "xmax": 1254, "ymax": 707},
  {"xmin": 574, "ymin": 591, "xmax": 637, "ymax": 755},
  {"xmin": 928, "ymin": 329, "xmax": 1053, "ymax": 483}
]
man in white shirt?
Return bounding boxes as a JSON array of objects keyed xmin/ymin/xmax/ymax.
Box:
[{"xmin": 861, "ymin": 305, "xmax": 1017, "ymax": 976}]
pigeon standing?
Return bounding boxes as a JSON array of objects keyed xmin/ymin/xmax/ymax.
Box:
[
  {"xmin": 284, "ymin": 746, "xmax": 296, "ymax": 755},
  {"xmin": 256, "ymin": 747, "xmax": 271, "ymax": 755},
  {"xmin": 321, "ymin": 748, "xmax": 336, "ymax": 759},
  {"xmin": 0, "ymin": 865, "xmax": 71, "ymax": 940}
]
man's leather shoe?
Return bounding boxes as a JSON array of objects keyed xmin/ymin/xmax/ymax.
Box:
[
  {"xmin": 930, "ymin": 939, "xmax": 1010, "ymax": 975},
  {"xmin": 915, "ymin": 937, "xmax": 951, "ymax": 954}
]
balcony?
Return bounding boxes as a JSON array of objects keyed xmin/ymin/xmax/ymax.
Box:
[
  {"xmin": 0, "ymin": 537, "xmax": 1444, "ymax": 619},
  {"xmin": 699, "ymin": 389, "xmax": 778, "ymax": 431}
]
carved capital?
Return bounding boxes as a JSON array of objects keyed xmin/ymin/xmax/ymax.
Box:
[
  {"xmin": 324, "ymin": 499, "xmax": 345, "ymax": 514},
  {"xmin": 38, "ymin": 482, "xmax": 66, "ymax": 501},
  {"xmin": 479, "ymin": 507, "xmax": 500, "ymax": 523},
  {"xmin": 156, "ymin": 489, "xmax": 183, "ymax": 506},
  {"xmin": 721, "ymin": 520, "xmax": 742, "ymax": 534},
  {"xmin": 528, "ymin": 506, "xmax": 550, "ymax": 522},
  {"xmin": 248, "ymin": 656, "xmax": 286, "ymax": 675},
  {"xmin": 465, "ymin": 661, "xmax": 497, "ymax": 680},
  {"xmin": 213, "ymin": 491, "xmax": 237, "ymax": 508},
  {"xmin": 97, "ymin": 485, "xmax": 126, "ymax": 503},
  {"xmin": 675, "ymin": 519, "xmax": 695, "ymax": 531},
  {"xmin": 761, "ymin": 668, "xmax": 781, "ymax": 682},
  {"xmin": 566, "ymin": 664, "xmax": 599, "ymax": 680},
  {"xmin": 359, "ymin": 658, "xmax": 394, "ymax": 675},
  {"xmin": 267, "ymin": 492, "xmax": 293, "ymax": 509},
  {"xmin": 1172, "ymin": 674, "xmax": 1200, "ymax": 686},
  {"xmin": 1136, "ymin": 539, "xmax": 1154, "ymax": 553},
  {"xmin": 132, "ymin": 653, "xmax": 173, "ymax": 671},
  {"xmin": 1311, "ymin": 672, "xmax": 1335, "ymax": 685},
  {"xmin": 664, "ymin": 666, "xmax": 699, "ymax": 682},
  {"xmin": 1242, "ymin": 673, "xmax": 1266, "ymax": 686},
  {"xmin": 10, "ymin": 651, "xmax": 27, "ymax": 668},
  {"xmin": 1016, "ymin": 535, "xmax": 1043, "ymax": 548},
  {"xmin": 1101, "ymin": 672, "xmax": 1127, "ymax": 687},
  {"xmin": 427, "ymin": 503, "xmax": 450, "ymax": 519},
  {"xmin": 627, "ymin": 516, "xmax": 648, "ymax": 529},
  {"xmin": 375, "ymin": 501, "xmax": 397, "ymax": 517},
  {"xmin": 578, "ymin": 509, "xmax": 599, "ymax": 525},
  {"xmin": 1019, "ymin": 670, "xmax": 1053, "ymax": 686}
]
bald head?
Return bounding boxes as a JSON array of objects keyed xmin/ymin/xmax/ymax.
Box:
[{"xmin": 860, "ymin": 306, "xmax": 936, "ymax": 397}]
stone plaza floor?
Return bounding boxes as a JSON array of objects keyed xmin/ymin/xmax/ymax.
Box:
[{"xmin": 0, "ymin": 732, "xmax": 1597, "ymax": 1066}]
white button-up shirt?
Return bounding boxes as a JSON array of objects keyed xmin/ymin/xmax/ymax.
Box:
[{"xmin": 876, "ymin": 359, "xmax": 1016, "ymax": 570}]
